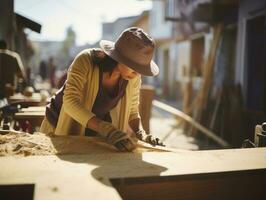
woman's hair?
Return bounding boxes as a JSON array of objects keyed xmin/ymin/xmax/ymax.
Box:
[
  {"xmin": 92, "ymin": 49, "xmax": 118, "ymax": 73},
  {"xmin": 0, "ymin": 40, "xmax": 7, "ymax": 49}
]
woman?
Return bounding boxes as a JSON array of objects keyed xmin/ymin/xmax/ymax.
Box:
[{"xmin": 40, "ymin": 27, "xmax": 163, "ymax": 151}]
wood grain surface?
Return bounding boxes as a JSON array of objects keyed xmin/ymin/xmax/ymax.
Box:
[{"xmin": 0, "ymin": 132, "xmax": 265, "ymax": 200}]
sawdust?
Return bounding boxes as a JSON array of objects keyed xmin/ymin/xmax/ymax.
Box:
[
  {"xmin": 0, "ymin": 131, "xmax": 57, "ymax": 156},
  {"xmin": 0, "ymin": 131, "xmax": 119, "ymax": 157},
  {"xmin": 0, "ymin": 131, "xmax": 171, "ymax": 157}
]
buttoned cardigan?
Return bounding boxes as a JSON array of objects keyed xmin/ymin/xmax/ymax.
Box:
[{"xmin": 40, "ymin": 49, "xmax": 141, "ymax": 136}]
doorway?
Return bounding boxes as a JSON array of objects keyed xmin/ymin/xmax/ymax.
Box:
[{"xmin": 245, "ymin": 13, "xmax": 266, "ymax": 138}]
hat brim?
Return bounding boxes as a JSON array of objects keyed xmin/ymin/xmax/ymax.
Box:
[{"xmin": 100, "ymin": 40, "xmax": 159, "ymax": 76}]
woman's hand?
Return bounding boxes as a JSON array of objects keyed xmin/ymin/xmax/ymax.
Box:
[
  {"xmin": 114, "ymin": 137, "xmax": 135, "ymax": 152},
  {"xmin": 135, "ymin": 130, "xmax": 165, "ymax": 146},
  {"xmin": 98, "ymin": 121, "xmax": 136, "ymax": 151}
]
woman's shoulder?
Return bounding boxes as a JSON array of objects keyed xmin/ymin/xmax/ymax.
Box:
[
  {"xmin": 76, "ymin": 48, "xmax": 102, "ymax": 55},
  {"xmin": 75, "ymin": 48, "xmax": 95, "ymax": 58},
  {"xmin": 75, "ymin": 48, "xmax": 103, "ymax": 64}
]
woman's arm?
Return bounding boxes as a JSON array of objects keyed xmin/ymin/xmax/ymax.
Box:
[
  {"xmin": 128, "ymin": 76, "xmax": 146, "ymax": 134},
  {"xmin": 86, "ymin": 116, "xmax": 102, "ymax": 131},
  {"xmin": 128, "ymin": 77, "xmax": 164, "ymax": 146},
  {"xmin": 128, "ymin": 76, "xmax": 141, "ymax": 122},
  {"xmin": 87, "ymin": 116, "xmax": 136, "ymax": 151},
  {"xmin": 63, "ymin": 50, "xmax": 96, "ymax": 127},
  {"xmin": 128, "ymin": 117, "xmax": 143, "ymax": 133},
  {"xmin": 129, "ymin": 117, "xmax": 164, "ymax": 146}
]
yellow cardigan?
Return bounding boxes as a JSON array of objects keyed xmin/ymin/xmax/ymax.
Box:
[{"xmin": 40, "ymin": 49, "xmax": 141, "ymax": 136}]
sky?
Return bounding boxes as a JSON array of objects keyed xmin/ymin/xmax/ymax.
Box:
[{"xmin": 15, "ymin": 0, "xmax": 152, "ymax": 45}]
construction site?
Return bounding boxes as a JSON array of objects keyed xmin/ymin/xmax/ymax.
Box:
[{"xmin": 0, "ymin": 0, "xmax": 266, "ymax": 199}]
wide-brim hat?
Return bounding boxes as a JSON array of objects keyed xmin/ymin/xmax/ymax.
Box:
[{"xmin": 99, "ymin": 27, "xmax": 159, "ymax": 76}]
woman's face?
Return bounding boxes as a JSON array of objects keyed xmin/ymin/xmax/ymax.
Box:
[{"xmin": 117, "ymin": 63, "xmax": 140, "ymax": 80}]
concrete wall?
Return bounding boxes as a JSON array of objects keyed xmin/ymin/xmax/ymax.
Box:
[
  {"xmin": 148, "ymin": 0, "xmax": 176, "ymax": 98},
  {"xmin": 149, "ymin": 1, "xmax": 173, "ymax": 40}
]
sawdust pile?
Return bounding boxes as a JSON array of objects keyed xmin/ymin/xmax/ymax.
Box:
[
  {"xmin": 0, "ymin": 131, "xmax": 169, "ymax": 157},
  {"xmin": 0, "ymin": 131, "xmax": 120, "ymax": 157},
  {"xmin": 0, "ymin": 132, "xmax": 57, "ymax": 156}
]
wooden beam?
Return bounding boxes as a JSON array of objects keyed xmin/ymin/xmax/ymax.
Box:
[
  {"xmin": 152, "ymin": 100, "xmax": 229, "ymax": 148},
  {"xmin": 189, "ymin": 23, "xmax": 223, "ymax": 137},
  {"xmin": 0, "ymin": 142, "xmax": 265, "ymax": 200},
  {"xmin": 112, "ymin": 169, "xmax": 266, "ymax": 200}
]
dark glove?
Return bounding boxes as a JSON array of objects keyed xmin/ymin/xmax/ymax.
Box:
[
  {"xmin": 98, "ymin": 121, "xmax": 136, "ymax": 151},
  {"xmin": 135, "ymin": 130, "xmax": 165, "ymax": 146}
]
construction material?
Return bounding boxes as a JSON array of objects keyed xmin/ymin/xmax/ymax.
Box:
[
  {"xmin": 14, "ymin": 111, "xmax": 44, "ymax": 132},
  {"xmin": 8, "ymin": 92, "xmax": 49, "ymax": 106},
  {"xmin": 0, "ymin": 131, "xmax": 176, "ymax": 157},
  {"xmin": 191, "ymin": 24, "xmax": 223, "ymax": 136},
  {"xmin": 182, "ymin": 65, "xmax": 193, "ymax": 131},
  {"xmin": 198, "ymin": 24, "xmax": 223, "ymax": 109},
  {"xmin": 254, "ymin": 122, "xmax": 266, "ymax": 147},
  {"xmin": 14, "ymin": 111, "xmax": 44, "ymax": 120},
  {"xmin": 21, "ymin": 106, "xmax": 46, "ymax": 112},
  {"xmin": 181, "ymin": 24, "xmax": 223, "ymax": 134},
  {"xmin": 153, "ymin": 100, "xmax": 229, "ymax": 148},
  {"xmin": 0, "ymin": 137, "xmax": 265, "ymax": 199},
  {"xmin": 209, "ymin": 88, "xmax": 222, "ymax": 130},
  {"xmin": 112, "ymin": 169, "xmax": 265, "ymax": 200}
]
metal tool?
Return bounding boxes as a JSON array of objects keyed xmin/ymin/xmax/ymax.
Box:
[
  {"xmin": 254, "ymin": 122, "xmax": 266, "ymax": 147},
  {"xmin": 0, "ymin": 99, "xmax": 20, "ymax": 133}
]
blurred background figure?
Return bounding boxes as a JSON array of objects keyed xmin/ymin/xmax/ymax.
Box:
[
  {"xmin": 24, "ymin": 67, "xmax": 35, "ymax": 91},
  {"xmin": 56, "ymin": 59, "xmax": 74, "ymax": 89},
  {"xmin": 56, "ymin": 69, "xmax": 67, "ymax": 89},
  {"xmin": 39, "ymin": 60, "xmax": 47, "ymax": 81},
  {"xmin": 0, "ymin": 39, "xmax": 26, "ymax": 98},
  {"xmin": 48, "ymin": 57, "xmax": 57, "ymax": 88}
]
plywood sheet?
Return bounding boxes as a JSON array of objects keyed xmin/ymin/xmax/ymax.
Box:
[{"xmin": 0, "ymin": 132, "xmax": 265, "ymax": 200}]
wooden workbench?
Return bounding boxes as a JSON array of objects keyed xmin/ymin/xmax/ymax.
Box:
[
  {"xmin": 8, "ymin": 93, "xmax": 49, "ymax": 107},
  {"xmin": 0, "ymin": 132, "xmax": 265, "ymax": 200},
  {"xmin": 14, "ymin": 111, "xmax": 45, "ymax": 120},
  {"xmin": 13, "ymin": 107, "xmax": 45, "ymax": 130},
  {"xmin": 20, "ymin": 106, "xmax": 46, "ymax": 112}
]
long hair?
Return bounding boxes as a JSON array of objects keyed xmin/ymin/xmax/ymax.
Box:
[
  {"xmin": 0, "ymin": 40, "xmax": 7, "ymax": 49},
  {"xmin": 92, "ymin": 48, "xmax": 118, "ymax": 73}
]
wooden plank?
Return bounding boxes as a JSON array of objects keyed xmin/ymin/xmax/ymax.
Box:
[
  {"xmin": 13, "ymin": 112, "xmax": 45, "ymax": 130},
  {"xmin": 153, "ymin": 100, "xmax": 229, "ymax": 147},
  {"xmin": 192, "ymin": 24, "xmax": 223, "ymax": 136},
  {"xmin": 8, "ymin": 93, "xmax": 50, "ymax": 107},
  {"xmin": 111, "ymin": 169, "xmax": 266, "ymax": 200},
  {"xmin": 182, "ymin": 66, "xmax": 193, "ymax": 131},
  {"xmin": 21, "ymin": 106, "xmax": 46, "ymax": 112},
  {"xmin": 0, "ymin": 131, "xmax": 185, "ymax": 156},
  {"xmin": 14, "ymin": 112, "xmax": 45, "ymax": 120},
  {"xmin": 0, "ymin": 147, "xmax": 265, "ymax": 200},
  {"xmin": 196, "ymin": 25, "xmax": 223, "ymax": 106},
  {"xmin": 8, "ymin": 93, "xmax": 42, "ymax": 102}
]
